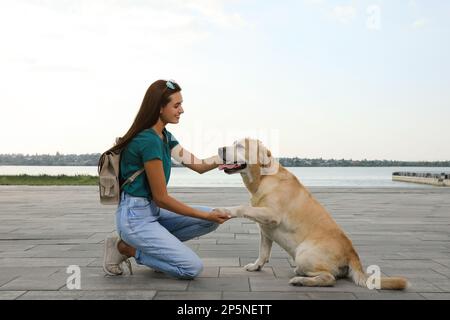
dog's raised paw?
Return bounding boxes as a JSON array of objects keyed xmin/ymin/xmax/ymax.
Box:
[{"xmin": 244, "ymin": 263, "xmax": 262, "ymax": 272}]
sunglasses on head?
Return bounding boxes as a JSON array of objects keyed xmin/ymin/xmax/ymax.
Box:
[{"xmin": 166, "ymin": 79, "xmax": 177, "ymax": 90}]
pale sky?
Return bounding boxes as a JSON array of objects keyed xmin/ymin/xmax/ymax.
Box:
[{"xmin": 1, "ymin": 0, "xmax": 449, "ymax": 161}]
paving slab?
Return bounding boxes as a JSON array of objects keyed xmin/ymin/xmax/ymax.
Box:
[
  {"xmin": 18, "ymin": 290, "xmax": 157, "ymax": 300},
  {"xmin": 0, "ymin": 291, "xmax": 26, "ymax": 300},
  {"xmin": 222, "ymin": 292, "xmax": 310, "ymax": 300},
  {"xmin": 187, "ymin": 278, "xmax": 251, "ymax": 292},
  {"xmin": 154, "ymin": 291, "xmax": 222, "ymax": 300}
]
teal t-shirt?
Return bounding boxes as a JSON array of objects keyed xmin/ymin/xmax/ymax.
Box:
[{"xmin": 120, "ymin": 128, "xmax": 179, "ymax": 199}]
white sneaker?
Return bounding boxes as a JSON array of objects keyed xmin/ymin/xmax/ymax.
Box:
[{"xmin": 103, "ymin": 236, "xmax": 133, "ymax": 276}]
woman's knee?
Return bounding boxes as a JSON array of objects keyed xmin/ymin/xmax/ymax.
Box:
[
  {"xmin": 177, "ymin": 259, "xmax": 204, "ymax": 279},
  {"xmin": 198, "ymin": 219, "xmax": 219, "ymax": 236},
  {"xmin": 208, "ymin": 221, "xmax": 220, "ymax": 232}
]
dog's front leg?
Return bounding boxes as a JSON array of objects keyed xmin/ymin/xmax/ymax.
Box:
[
  {"xmin": 245, "ymin": 231, "xmax": 273, "ymax": 272},
  {"xmin": 214, "ymin": 205, "xmax": 246, "ymax": 218},
  {"xmin": 215, "ymin": 206, "xmax": 280, "ymax": 226}
]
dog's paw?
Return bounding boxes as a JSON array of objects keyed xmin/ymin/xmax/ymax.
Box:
[
  {"xmin": 244, "ymin": 263, "xmax": 262, "ymax": 272},
  {"xmin": 214, "ymin": 207, "xmax": 239, "ymax": 218},
  {"xmin": 289, "ymin": 276, "xmax": 305, "ymax": 286}
]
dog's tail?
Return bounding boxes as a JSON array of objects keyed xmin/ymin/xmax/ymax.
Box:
[{"xmin": 348, "ymin": 251, "xmax": 408, "ymax": 290}]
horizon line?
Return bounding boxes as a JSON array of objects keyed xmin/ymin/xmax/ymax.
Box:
[{"xmin": 0, "ymin": 153, "xmax": 449, "ymax": 163}]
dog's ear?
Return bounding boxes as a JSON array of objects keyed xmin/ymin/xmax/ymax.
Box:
[
  {"xmin": 260, "ymin": 146, "xmax": 279, "ymax": 176},
  {"xmin": 260, "ymin": 148, "xmax": 272, "ymax": 168}
]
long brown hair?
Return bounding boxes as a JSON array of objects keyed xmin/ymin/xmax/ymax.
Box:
[{"xmin": 98, "ymin": 79, "xmax": 182, "ymax": 170}]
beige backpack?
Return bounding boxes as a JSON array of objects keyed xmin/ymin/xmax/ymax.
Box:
[{"xmin": 98, "ymin": 142, "xmax": 144, "ymax": 205}]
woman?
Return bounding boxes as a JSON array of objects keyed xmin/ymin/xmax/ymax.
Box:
[{"xmin": 101, "ymin": 79, "xmax": 231, "ymax": 280}]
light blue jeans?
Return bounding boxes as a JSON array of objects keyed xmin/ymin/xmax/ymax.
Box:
[{"xmin": 116, "ymin": 191, "xmax": 219, "ymax": 279}]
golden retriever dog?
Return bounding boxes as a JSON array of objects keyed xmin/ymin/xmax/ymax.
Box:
[{"xmin": 215, "ymin": 138, "xmax": 407, "ymax": 289}]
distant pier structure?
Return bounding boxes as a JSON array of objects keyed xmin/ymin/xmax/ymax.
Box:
[{"xmin": 392, "ymin": 171, "xmax": 450, "ymax": 187}]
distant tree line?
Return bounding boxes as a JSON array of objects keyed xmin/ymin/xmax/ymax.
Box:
[
  {"xmin": 1, "ymin": 153, "xmax": 449, "ymax": 167},
  {"xmin": 279, "ymin": 157, "xmax": 450, "ymax": 167},
  {"xmin": 0, "ymin": 153, "xmax": 101, "ymax": 166}
]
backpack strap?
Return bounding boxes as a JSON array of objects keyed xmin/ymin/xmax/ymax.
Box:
[{"xmin": 121, "ymin": 168, "xmax": 145, "ymax": 188}]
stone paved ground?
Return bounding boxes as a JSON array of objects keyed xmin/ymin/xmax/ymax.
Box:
[{"xmin": 0, "ymin": 186, "xmax": 449, "ymax": 300}]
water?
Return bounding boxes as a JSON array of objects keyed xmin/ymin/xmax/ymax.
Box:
[{"xmin": 1, "ymin": 165, "xmax": 449, "ymax": 187}]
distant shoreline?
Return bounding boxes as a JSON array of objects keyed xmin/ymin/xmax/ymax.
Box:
[
  {"xmin": 1, "ymin": 153, "xmax": 450, "ymax": 167},
  {"xmin": 1, "ymin": 163, "xmax": 450, "ymax": 168}
]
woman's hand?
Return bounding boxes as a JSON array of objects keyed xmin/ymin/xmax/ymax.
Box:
[{"xmin": 207, "ymin": 209, "xmax": 232, "ymax": 224}]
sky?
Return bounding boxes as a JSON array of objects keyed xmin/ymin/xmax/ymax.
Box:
[{"xmin": 1, "ymin": 0, "xmax": 449, "ymax": 161}]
